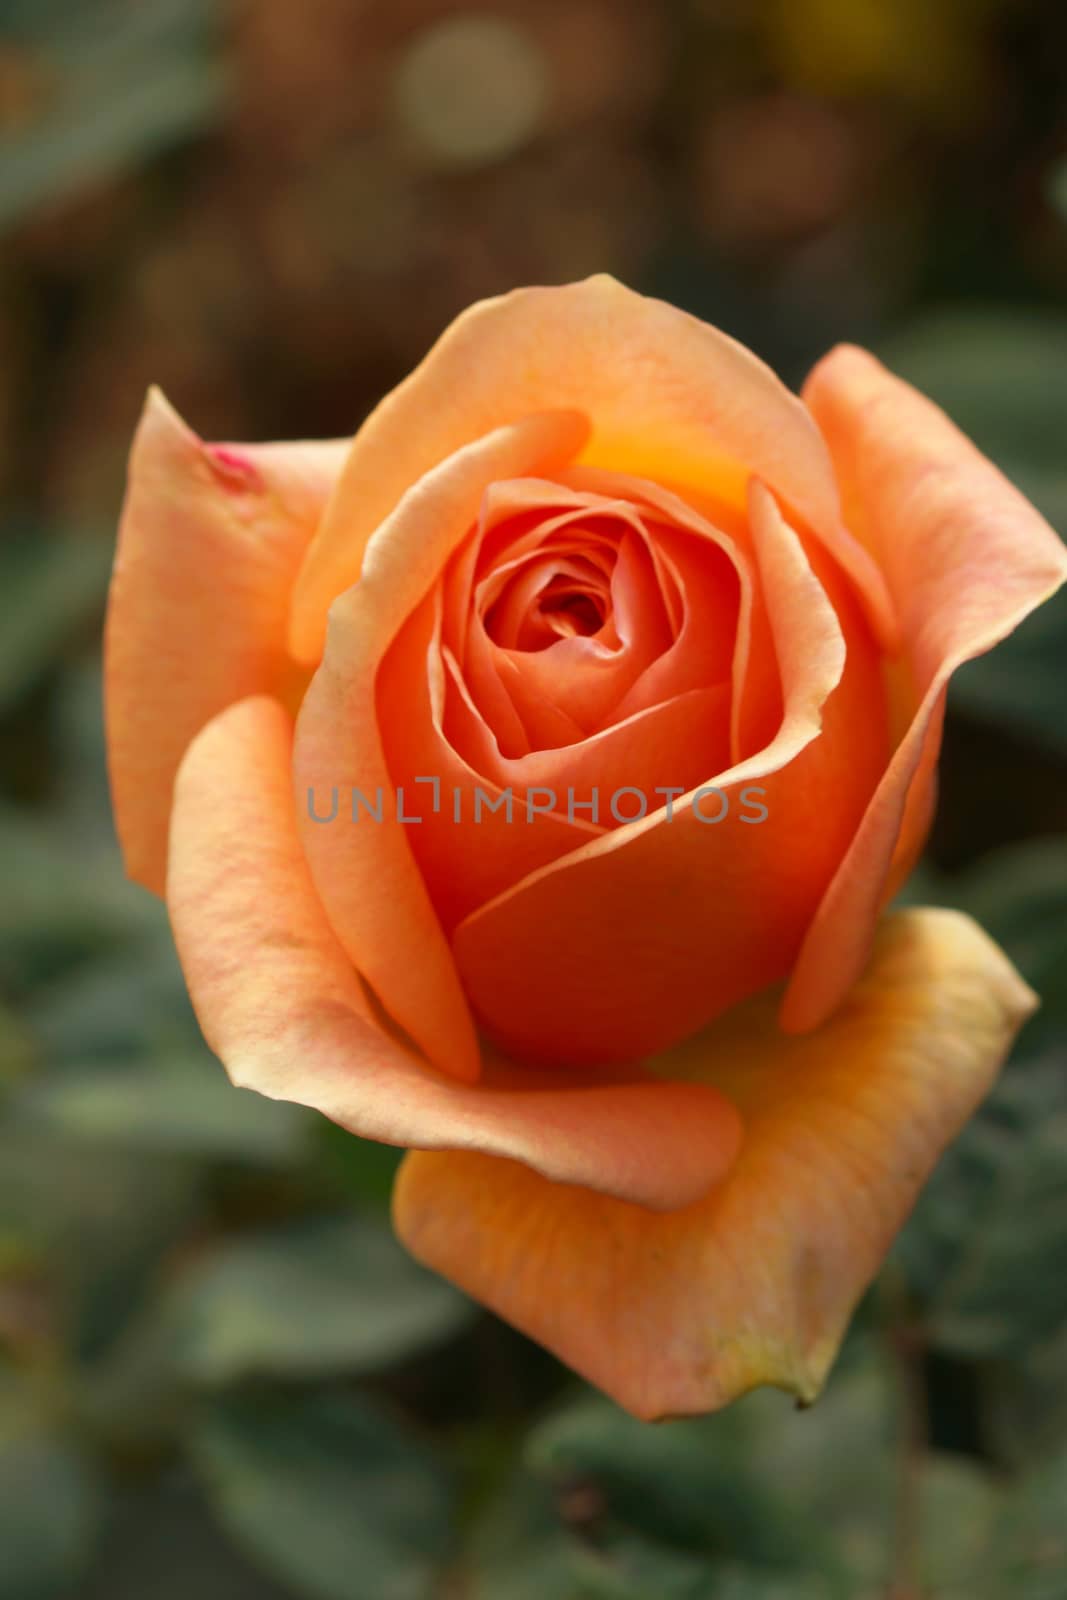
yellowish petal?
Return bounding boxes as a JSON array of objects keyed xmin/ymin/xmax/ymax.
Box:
[{"xmin": 394, "ymin": 909, "xmax": 1035, "ymax": 1419}]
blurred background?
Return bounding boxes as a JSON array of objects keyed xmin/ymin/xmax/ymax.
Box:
[{"xmin": 1, "ymin": 1, "xmax": 1066, "ymax": 1596}]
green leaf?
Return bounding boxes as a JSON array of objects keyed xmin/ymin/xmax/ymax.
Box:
[
  {"xmin": 0, "ymin": 1001, "xmax": 35, "ymax": 1084},
  {"xmin": 525, "ymin": 1391, "xmax": 805, "ymax": 1567},
  {"xmin": 737, "ymin": 1362, "xmax": 898, "ymax": 1591},
  {"xmin": 986, "ymin": 1448, "xmax": 1067, "ymax": 1598},
  {"xmin": 464, "ymin": 1463, "xmax": 757, "ymax": 1600},
  {"xmin": 876, "ymin": 310, "xmax": 1067, "ymax": 753},
  {"xmin": 50, "ymin": 661, "xmax": 124, "ymax": 856},
  {"xmin": 148, "ymin": 1214, "xmax": 474, "ymax": 1385},
  {"xmin": 190, "ymin": 1391, "xmax": 454, "ymax": 1600},
  {"xmin": 316, "ymin": 1119, "xmax": 405, "ymax": 1213},
  {"xmin": 693, "ymin": 1575, "xmax": 831, "ymax": 1600},
  {"xmin": 878, "ymin": 310, "xmax": 1067, "ymax": 497},
  {"xmin": 463, "ymin": 1467, "xmax": 599, "ymax": 1600},
  {"xmin": 469, "ymin": 1348, "xmax": 1026, "ymax": 1599},
  {"xmin": 894, "ymin": 842, "xmax": 1067, "ymax": 1357},
  {"xmin": 949, "ymin": 586, "xmax": 1067, "ymax": 757},
  {"xmin": 0, "ymin": 532, "xmax": 113, "ymax": 713},
  {"xmin": 916, "ymin": 1454, "xmax": 1004, "ymax": 1598},
  {"xmin": 73, "ymin": 1473, "xmax": 298, "ymax": 1600},
  {"xmin": 0, "ymin": 1123, "xmax": 204, "ymax": 1358},
  {"xmin": 984, "ymin": 1325, "xmax": 1067, "ymax": 1470},
  {"xmin": 934, "ymin": 838, "xmax": 1067, "ymax": 1041},
  {"xmin": 0, "ymin": 0, "xmax": 225, "ymax": 232},
  {"xmin": 522, "ymin": 1352, "xmax": 905, "ymax": 1594},
  {"xmin": 0, "ymin": 1399, "xmax": 104, "ymax": 1599},
  {"xmin": 898, "ymin": 1056, "xmax": 1067, "ymax": 1358},
  {"xmin": 0, "ymin": 803, "xmax": 160, "ymax": 994},
  {"xmin": 565, "ymin": 1535, "xmax": 728, "ymax": 1600},
  {"xmin": 10, "ymin": 1053, "xmax": 310, "ymax": 1165}
]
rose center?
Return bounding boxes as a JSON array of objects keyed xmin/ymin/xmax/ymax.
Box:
[
  {"xmin": 538, "ymin": 582, "xmax": 605, "ymax": 640},
  {"xmin": 483, "ymin": 549, "xmax": 614, "ymax": 654}
]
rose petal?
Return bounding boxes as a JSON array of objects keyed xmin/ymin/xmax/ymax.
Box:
[
  {"xmin": 380, "ymin": 588, "xmax": 731, "ymax": 930},
  {"xmin": 105, "ymin": 388, "xmax": 347, "ymax": 893},
  {"xmin": 478, "ymin": 529, "xmax": 671, "ymax": 736},
  {"xmin": 553, "ymin": 465, "xmax": 780, "ymax": 762},
  {"xmin": 783, "ymin": 347, "xmax": 1067, "ymax": 1032},
  {"xmin": 168, "ymin": 694, "xmax": 742, "ymax": 1209},
  {"xmin": 293, "ymin": 411, "xmax": 589, "ymax": 1082},
  {"xmin": 289, "ymin": 276, "xmax": 895, "ymax": 660},
  {"xmin": 379, "ymin": 590, "xmax": 602, "ymax": 930},
  {"xmin": 395, "ymin": 908, "xmax": 1034, "ymax": 1419},
  {"xmin": 446, "ymin": 478, "xmax": 738, "ymax": 759},
  {"xmin": 450, "ymin": 482, "xmax": 885, "ymax": 1066}
]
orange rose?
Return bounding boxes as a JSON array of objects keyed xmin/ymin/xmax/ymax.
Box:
[{"xmin": 106, "ymin": 277, "xmax": 1065, "ymax": 1418}]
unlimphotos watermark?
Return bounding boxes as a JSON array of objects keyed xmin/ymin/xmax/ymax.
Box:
[{"xmin": 306, "ymin": 781, "xmax": 769, "ymax": 826}]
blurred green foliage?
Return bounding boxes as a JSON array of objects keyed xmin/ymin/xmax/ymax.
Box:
[
  {"xmin": 879, "ymin": 312, "xmax": 1067, "ymax": 757},
  {"xmin": 1, "ymin": 0, "xmax": 1066, "ymax": 1595},
  {"xmin": 0, "ymin": 0, "xmax": 224, "ymax": 232}
]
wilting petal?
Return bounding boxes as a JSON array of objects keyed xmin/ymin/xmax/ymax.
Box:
[
  {"xmin": 293, "ymin": 412, "xmax": 588, "ymax": 1082},
  {"xmin": 783, "ymin": 347, "xmax": 1067, "ymax": 1032},
  {"xmin": 289, "ymin": 275, "xmax": 894, "ymax": 660},
  {"xmin": 106, "ymin": 388, "xmax": 347, "ymax": 893},
  {"xmin": 395, "ymin": 908, "xmax": 1034, "ymax": 1419},
  {"xmin": 168, "ymin": 695, "xmax": 742, "ymax": 1208}
]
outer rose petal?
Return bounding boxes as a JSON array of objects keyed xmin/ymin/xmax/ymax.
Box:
[
  {"xmin": 394, "ymin": 909, "xmax": 1035, "ymax": 1420},
  {"xmin": 289, "ymin": 275, "xmax": 895, "ymax": 660},
  {"xmin": 294, "ymin": 411, "xmax": 589, "ymax": 1082},
  {"xmin": 168, "ymin": 695, "xmax": 742, "ymax": 1209},
  {"xmin": 783, "ymin": 348, "xmax": 1067, "ymax": 1032},
  {"xmin": 106, "ymin": 388, "xmax": 347, "ymax": 893}
]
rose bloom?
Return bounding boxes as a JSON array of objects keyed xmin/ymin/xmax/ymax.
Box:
[{"xmin": 107, "ymin": 277, "xmax": 1066, "ymax": 1418}]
